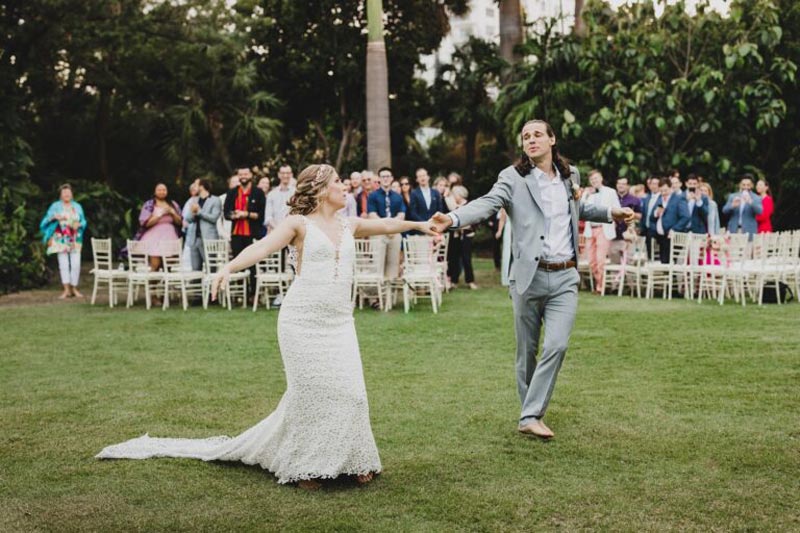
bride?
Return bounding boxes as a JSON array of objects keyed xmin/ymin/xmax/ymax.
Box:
[{"xmin": 96, "ymin": 164, "xmax": 436, "ymax": 490}]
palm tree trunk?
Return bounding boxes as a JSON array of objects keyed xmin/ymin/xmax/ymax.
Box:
[
  {"xmin": 574, "ymin": 0, "xmax": 586, "ymax": 36},
  {"xmin": 499, "ymin": 0, "xmax": 523, "ymax": 84},
  {"xmin": 465, "ymin": 127, "xmax": 477, "ymax": 180},
  {"xmin": 366, "ymin": 0, "xmax": 391, "ymax": 171}
]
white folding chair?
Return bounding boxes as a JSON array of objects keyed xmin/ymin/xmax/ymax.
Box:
[
  {"xmin": 125, "ymin": 240, "xmax": 166, "ymax": 309},
  {"xmin": 353, "ymin": 237, "xmax": 386, "ymax": 311},
  {"xmin": 253, "ymin": 250, "xmax": 293, "ymax": 311},
  {"xmin": 161, "ymin": 240, "xmax": 205, "ymax": 311},
  {"xmin": 401, "ymin": 236, "xmax": 441, "ymax": 314},
  {"xmin": 203, "ymin": 239, "xmax": 249, "ymax": 309},
  {"xmin": 90, "ymin": 237, "xmax": 128, "ymax": 307}
]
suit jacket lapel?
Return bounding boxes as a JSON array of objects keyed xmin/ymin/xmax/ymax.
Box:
[{"xmin": 524, "ymin": 173, "xmax": 544, "ymax": 212}]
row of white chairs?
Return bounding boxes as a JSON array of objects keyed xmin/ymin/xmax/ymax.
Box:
[
  {"xmin": 589, "ymin": 230, "xmax": 800, "ymax": 305},
  {"xmin": 91, "ymin": 233, "xmax": 449, "ymax": 313},
  {"xmin": 353, "ymin": 234, "xmax": 449, "ymax": 314}
]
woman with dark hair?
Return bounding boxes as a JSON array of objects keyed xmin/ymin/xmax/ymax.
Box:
[
  {"xmin": 40, "ymin": 184, "xmax": 87, "ymax": 299},
  {"xmin": 430, "ymin": 119, "xmax": 633, "ymax": 439},
  {"xmin": 755, "ymin": 179, "xmax": 774, "ymax": 233},
  {"xmin": 134, "ymin": 183, "xmax": 183, "ymax": 273}
]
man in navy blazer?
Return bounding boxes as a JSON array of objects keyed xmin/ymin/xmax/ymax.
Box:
[
  {"xmin": 684, "ymin": 175, "xmax": 709, "ymax": 234},
  {"xmin": 408, "ymin": 167, "xmax": 443, "ymax": 224},
  {"xmin": 650, "ymin": 177, "xmax": 690, "ymax": 263},
  {"xmin": 722, "ymin": 174, "xmax": 763, "ymax": 239}
]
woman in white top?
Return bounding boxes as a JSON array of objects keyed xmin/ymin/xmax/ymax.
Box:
[{"xmin": 580, "ymin": 170, "xmax": 621, "ymax": 293}]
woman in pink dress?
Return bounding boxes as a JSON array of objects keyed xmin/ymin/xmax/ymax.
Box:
[
  {"xmin": 135, "ymin": 183, "xmax": 183, "ymax": 273},
  {"xmin": 755, "ymin": 179, "xmax": 774, "ymax": 233}
]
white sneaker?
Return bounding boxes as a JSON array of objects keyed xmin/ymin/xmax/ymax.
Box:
[{"xmin": 272, "ymin": 294, "xmax": 283, "ymax": 307}]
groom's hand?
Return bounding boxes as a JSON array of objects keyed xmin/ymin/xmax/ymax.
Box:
[
  {"xmin": 429, "ymin": 212, "xmax": 453, "ymax": 233},
  {"xmin": 611, "ymin": 207, "xmax": 636, "ymax": 224}
]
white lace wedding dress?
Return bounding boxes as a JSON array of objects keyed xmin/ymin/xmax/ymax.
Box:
[{"xmin": 96, "ymin": 215, "xmax": 382, "ymax": 484}]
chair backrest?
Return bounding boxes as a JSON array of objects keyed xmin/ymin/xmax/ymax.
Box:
[
  {"xmin": 91, "ymin": 238, "xmax": 113, "ymax": 270},
  {"xmin": 403, "ymin": 236, "xmax": 437, "ymax": 273},
  {"xmin": 669, "ymin": 232, "xmax": 691, "ymax": 264},
  {"xmin": 126, "ymin": 240, "xmax": 150, "ymax": 272},
  {"xmin": 203, "ymin": 239, "xmax": 230, "ymax": 274},
  {"xmin": 435, "ymin": 233, "xmax": 449, "ymax": 265},
  {"xmin": 354, "ymin": 238, "xmax": 385, "ymax": 277},
  {"xmin": 255, "ymin": 250, "xmax": 283, "ymax": 275},
  {"xmin": 722, "ymin": 234, "xmax": 750, "ymax": 266},
  {"xmin": 162, "ymin": 253, "xmax": 184, "ymax": 273}
]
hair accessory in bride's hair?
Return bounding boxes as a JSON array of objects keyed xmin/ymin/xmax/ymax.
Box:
[{"xmin": 313, "ymin": 164, "xmax": 330, "ymax": 185}]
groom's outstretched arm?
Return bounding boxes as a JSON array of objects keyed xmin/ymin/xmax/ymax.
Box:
[{"xmin": 448, "ymin": 171, "xmax": 514, "ymax": 229}]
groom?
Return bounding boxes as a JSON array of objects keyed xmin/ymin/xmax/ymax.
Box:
[{"xmin": 431, "ymin": 119, "xmax": 634, "ymax": 439}]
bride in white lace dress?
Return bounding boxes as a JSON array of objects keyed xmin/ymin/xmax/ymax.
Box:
[{"xmin": 96, "ymin": 164, "xmax": 436, "ymax": 489}]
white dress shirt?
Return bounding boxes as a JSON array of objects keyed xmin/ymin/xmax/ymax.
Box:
[
  {"xmin": 265, "ymin": 185, "xmax": 296, "ymax": 229},
  {"xmin": 534, "ymin": 167, "xmax": 574, "ymax": 262},
  {"xmin": 656, "ymin": 193, "xmax": 672, "ymax": 235},
  {"xmin": 420, "ymin": 186, "xmax": 432, "ymax": 209}
]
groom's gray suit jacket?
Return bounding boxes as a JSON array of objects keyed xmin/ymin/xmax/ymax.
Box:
[{"xmin": 451, "ymin": 164, "xmax": 611, "ymax": 294}]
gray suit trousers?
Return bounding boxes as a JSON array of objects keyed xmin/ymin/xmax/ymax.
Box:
[
  {"xmin": 188, "ymin": 238, "xmax": 205, "ymax": 272},
  {"xmin": 510, "ymin": 266, "xmax": 580, "ymax": 425}
]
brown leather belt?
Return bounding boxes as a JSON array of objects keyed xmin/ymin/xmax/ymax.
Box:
[{"xmin": 538, "ymin": 260, "xmax": 576, "ymax": 272}]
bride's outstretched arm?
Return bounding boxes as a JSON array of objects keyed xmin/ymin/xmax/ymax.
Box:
[
  {"xmin": 351, "ymin": 217, "xmax": 437, "ymax": 238},
  {"xmin": 211, "ymin": 216, "xmax": 301, "ymax": 300}
]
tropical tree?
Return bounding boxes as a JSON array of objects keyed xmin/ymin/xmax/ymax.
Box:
[{"xmin": 366, "ymin": 0, "xmax": 392, "ymax": 170}]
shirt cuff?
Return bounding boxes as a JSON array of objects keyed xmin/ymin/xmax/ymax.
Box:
[
  {"xmin": 606, "ymin": 207, "xmax": 613, "ymax": 222},
  {"xmin": 448, "ymin": 213, "xmax": 460, "ymax": 228}
]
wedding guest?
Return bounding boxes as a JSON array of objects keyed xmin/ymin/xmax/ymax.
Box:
[
  {"xmin": 722, "ymin": 174, "xmax": 763, "ymax": 239},
  {"xmin": 224, "ymin": 166, "xmax": 266, "ymax": 293},
  {"xmin": 361, "ymin": 170, "xmax": 379, "ymax": 192},
  {"xmin": 630, "ymin": 184, "xmax": 646, "ymax": 199},
  {"xmin": 651, "ymin": 177, "xmax": 690, "ymax": 263},
  {"xmin": 639, "ymin": 175, "xmax": 662, "ymax": 260},
  {"xmin": 217, "ymin": 174, "xmax": 240, "ymax": 241},
  {"xmin": 340, "ymin": 191, "xmax": 357, "ymax": 218},
  {"xmin": 181, "ymin": 179, "xmax": 200, "ymax": 269},
  {"xmin": 449, "ymin": 185, "xmax": 478, "ymax": 290},
  {"xmin": 265, "ymin": 165, "xmax": 296, "ymax": 233},
  {"xmin": 447, "ymin": 172, "xmax": 463, "ymax": 187},
  {"xmin": 609, "ymin": 176, "xmax": 641, "ymax": 264},
  {"xmin": 698, "ymin": 182, "xmax": 720, "ymax": 235},
  {"xmin": 40, "ymin": 184, "xmax": 87, "ymax": 299},
  {"xmin": 181, "ymin": 179, "xmax": 200, "ymax": 230},
  {"xmin": 671, "ymin": 174, "xmax": 683, "ymax": 195},
  {"xmin": 755, "ymin": 179, "xmax": 774, "ymax": 233},
  {"xmin": 351, "ymin": 171, "xmax": 369, "ymax": 217},
  {"xmin": 488, "ymin": 208, "xmax": 507, "ymax": 271},
  {"xmin": 136, "ymin": 183, "xmax": 183, "ymax": 274},
  {"xmin": 391, "ymin": 180, "xmax": 402, "ymax": 195},
  {"xmin": 409, "ymin": 168, "xmax": 444, "ymax": 225},
  {"xmin": 184, "ymin": 179, "xmax": 221, "ymax": 271},
  {"xmin": 684, "ymin": 174, "xmax": 709, "ymax": 234},
  {"xmin": 367, "ymin": 167, "xmax": 406, "ymax": 280},
  {"xmin": 257, "ymin": 176, "xmax": 271, "ymax": 197},
  {"xmin": 581, "ymin": 170, "xmax": 620, "ymax": 291},
  {"xmin": 433, "ymin": 176, "xmax": 451, "ymax": 210}
]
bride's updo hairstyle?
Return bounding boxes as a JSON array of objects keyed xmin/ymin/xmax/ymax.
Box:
[{"xmin": 287, "ymin": 164, "xmax": 336, "ymax": 215}]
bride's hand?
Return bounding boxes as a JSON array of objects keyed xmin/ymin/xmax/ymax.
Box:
[
  {"xmin": 417, "ymin": 221, "xmax": 439, "ymax": 236},
  {"xmin": 211, "ymin": 266, "xmax": 231, "ymax": 302}
]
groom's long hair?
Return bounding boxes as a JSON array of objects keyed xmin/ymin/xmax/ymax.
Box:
[{"xmin": 514, "ymin": 120, "xmax": 571, "ymax": 179}]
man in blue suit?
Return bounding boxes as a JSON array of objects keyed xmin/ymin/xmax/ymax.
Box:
[
  {"xmin": 684, "ymin": 175, "xmax": 709, "ymax": 234},
  {"xmin": 650, "ymin": 177, "xmax": 691, "ymax": 263},
  {"xmin": 408, "ymin": 167, "xmax": 443, "ymax": 226},
  {"xmin": 722, "ymin": 174, "xmax": 763, "ymax": 239}
]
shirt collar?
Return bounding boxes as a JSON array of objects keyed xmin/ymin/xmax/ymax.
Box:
[{"xmin": 532, "ymin": 165, "xmax": 561, "ymax": 183}]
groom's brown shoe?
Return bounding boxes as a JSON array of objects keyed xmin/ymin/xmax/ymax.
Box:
[{"xmin": 518, "ymin": 420, "xmax": 554, "ymax": 439}]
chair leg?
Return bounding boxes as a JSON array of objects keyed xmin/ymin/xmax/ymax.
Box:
[
  {"xmin": 91, "ymin": 276, "xmax": 99, "ymax": 305},
  {"xmin": 253, "ymin": 283, "xmax": 260, "ymax": 312},
  {"xmin": 403, "ymin": 284, "xmax": 410, "ymax": 313}
]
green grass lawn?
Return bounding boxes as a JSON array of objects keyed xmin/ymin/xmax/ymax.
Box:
[{"xmin": 1, "ymin": 259, "xmax": 799, "ymax": 531}]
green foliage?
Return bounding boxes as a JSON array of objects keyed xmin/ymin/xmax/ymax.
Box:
[{"xmin": 498, "ymin": 0, "xmax": 799, "ymax": 228}]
